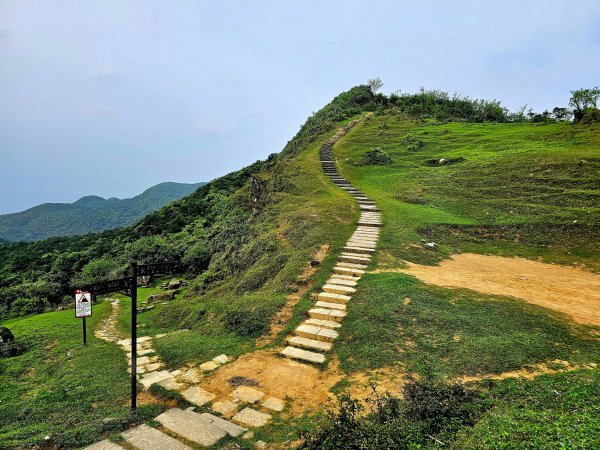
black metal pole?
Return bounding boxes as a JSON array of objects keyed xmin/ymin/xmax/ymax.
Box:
[
  {"xmin": 130, "ymin": 262, "xmax": 138, "ymax": 412},
  {"xmin": 82, "ymin": 316, "xmax": 87, "ymax": 346}
]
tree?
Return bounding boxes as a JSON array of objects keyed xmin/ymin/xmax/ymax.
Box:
[
  {"xmin": 552, "ymin": 107, "xmax": 573, "ymax": 121},
  {"xmin": 569, "ymin": 87, "xmax": 600, "ymax": 121},
  {"xmin": 367, "ymin": 78, "xmax": 383, "ymax": 94}
]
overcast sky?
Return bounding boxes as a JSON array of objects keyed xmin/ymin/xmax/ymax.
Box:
[{"xmin": 1, "ymin": 1, "xmax": 599, "ymax": 214}]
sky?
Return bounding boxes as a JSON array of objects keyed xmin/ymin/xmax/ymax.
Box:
[{"xmin": 1, "ymin": 1, "xmax": 599, "ymax": 214}]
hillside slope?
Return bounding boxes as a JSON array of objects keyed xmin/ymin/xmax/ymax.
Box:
[
  {"xmin": 1, "ymin": 87, "xmax": 598, "ymax": 448},
  {"xmin": 0, "ymin": 182, "xmax": 204, "ymax": 242}
]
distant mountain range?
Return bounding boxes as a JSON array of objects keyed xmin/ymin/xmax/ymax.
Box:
[{"xmin": 0, "ymin": 182, "xmax": 205, "ymax": 242}]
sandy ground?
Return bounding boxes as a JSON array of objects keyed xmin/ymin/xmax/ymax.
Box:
[
  {"xmin": 197, "ymin": 350, "xmax": 343, "ymax": 416},
  {"xmin": 388, "ymin": 253, "xmax": 600, "ymax": 327}
]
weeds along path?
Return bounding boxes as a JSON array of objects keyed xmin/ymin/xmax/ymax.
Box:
[{"xmin": 280, "ymin": 116, "xmax": 382, "ymax": 364}]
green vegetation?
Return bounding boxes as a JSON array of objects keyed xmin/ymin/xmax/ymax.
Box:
[
  {"xmin": 1, "ymin": 85, "xmax": 599, "ymax": 448},
  {"xmin": 0, "ymin": 182, "xmax": 204, "ymax": 242},
  {"xmin": 0, "ymin": 300, "xmax": 164, "ymax": 448},
  {"xmin": 302, "ymin": 369, "xmax": 600, "ymax": 449},
  {"xmin": 335, "ymin": 112, "xmax": 600, "ymax": 270},
  {"xmin": 335, "ymin": 273, "xmax": 599, "ymax": 377}
]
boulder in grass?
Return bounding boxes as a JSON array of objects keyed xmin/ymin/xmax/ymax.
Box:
[
  {"xmin": 0, "ymin": 327, "xmax": 14, "ymax": 343},
  {"xmin": 167, "ymin": 279, "xmax": 181, "ymax": 290},
  {"xmin": 147, "ymin": 292, "xmax": 175, "ymax": 303}
]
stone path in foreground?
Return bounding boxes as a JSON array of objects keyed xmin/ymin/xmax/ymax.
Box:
[
  {"xmin": 84, "ymin": 382, "xmax": 286, "ymax": 449},
  {"xmin": 280, "ymin": 125, "xmax": 381, "ymax": 364}
]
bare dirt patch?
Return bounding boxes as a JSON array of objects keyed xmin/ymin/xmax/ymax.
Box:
[
  {"xmin": 196, "ymin": 350, "xmax": 343, "ymax": 416},
  {"xmin": 459, "ymin": 360, "xmax": 596, "ymax": 383},
  {"xmin": 382, "ymin": 253, "xmax": 600, "ymax": 327},
  {"xmin": 257, "ymin": 244, "xmax": 330, "ymax": 346}
]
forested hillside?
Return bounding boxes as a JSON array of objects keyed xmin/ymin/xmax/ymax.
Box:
[{"xmin": 0, "ymin": 182, "xmax": 204, "ymax": 242}]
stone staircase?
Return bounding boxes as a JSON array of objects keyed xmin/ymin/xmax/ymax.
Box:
[{"xmin": 280, "ymin": 142, "xmax": 381, "ymax": 364}]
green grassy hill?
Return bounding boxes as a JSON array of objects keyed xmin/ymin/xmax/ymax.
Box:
[
  {"xmin": 0, "ymin": 86, "xmax": 598, "ymax": 448},
  {"xmin": 0, "ymin": 182, "xmax": 205, "ymax": 242}
]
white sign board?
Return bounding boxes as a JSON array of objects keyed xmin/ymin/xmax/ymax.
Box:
[{"xmin": 75, "ymin": 290, "xmax": 92, "ymax": 318}]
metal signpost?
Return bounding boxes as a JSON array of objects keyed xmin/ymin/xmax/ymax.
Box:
[
  {"xmin": 74, "ymin": 290, "xmax": 92, "ymax": 345},
  {"xmin": 75, "ymin": 261, "xmax": 182, "ymax": 412}
]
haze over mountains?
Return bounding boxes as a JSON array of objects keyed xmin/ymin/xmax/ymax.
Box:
[{"xmin": 0, "ymin": 182, "xmax": 205, "ymax": 242}]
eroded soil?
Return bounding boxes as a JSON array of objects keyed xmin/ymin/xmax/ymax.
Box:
[{"xmin": 385, "ymin": 253, "xmax": 600, "ymax": 326}]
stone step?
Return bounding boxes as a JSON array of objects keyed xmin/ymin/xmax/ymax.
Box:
[
  {"xmin": 295, "ymin": 324, "xmax": 338, "ymax": 342},
  {"xmin": 349, "ymin": 239, "xmax": 377, "ymax": 245},
  {"xmin": 140, "ymin": 370, "xmax": 173, "ymax": 389},
  {"xmin": 351, "ymin": 236, "xmax": 379, "ymax": 241},
  {"xmin": 334, "ymin": 266, "xmax": 365, "ymax": 277},
  {"xmin": 287, "ymin": 335, "xmax": 333, "ymax": 351},
  {"xmin": 318, "ymin": 292, "xmax": 352, "ymax": 304},
  {"xmin": 344, "ymin": 246, "xmax": 375, "ymax": 254},
  {"xmin": 339, "ymin": 254, "xmax": 371, "ymax": 265},
  {"xmin": 155, "ymin": 408, "xmax": 227, "ymax": 447},
  {"xmin": 326, "ymin": 277, "xmax": 357, "ymax": 287},
  {"xmin": 122, "ymin": 424, "xmax": 192, "ymax": 450},
  {"xmin": 309, "ymin": 308, "xmax": 347, "ymax": 322},
  {"xmin": 305, "ymin": 318, "xmax": 342, "ymax": 329},
  {"xmin": 315, "ymin": 300, "xmax": 347, "ymax": 311},
  {"xmin": 329, "ymin": 273, "xmax": 361, "ymax": 281},
  {"xmin": 281, "ymin": 346, "xmax": 325, "ymax": 364},
  {"xmin": 358, "ymin": 222, "xmax": 382, "ymax": 227},
  {"xmin": 348, "ymin": 238, "xmax": 377, "ymax": 244},
  {"xmin": 336, "ymin": 261, "xmax": 369, "ymax": 270},
  {"xmin": 322, "ymin": 284, "xmax": 356, "ymax": 295},
  {"xmin": 196, "ymin": 412, "xmax": 247, "ymax": 437}
]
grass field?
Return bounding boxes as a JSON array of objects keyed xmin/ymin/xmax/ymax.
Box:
[
  {"xmin": 335, "ymin": 272, "xmax": 599, "ymax": 377},
  {"xmin": 335, "ymin": 114, "xmax": 600, "ymax": 271},
  {"xmin": 0, "ymin": 300, "xmax": 164, "ymax": 448}
]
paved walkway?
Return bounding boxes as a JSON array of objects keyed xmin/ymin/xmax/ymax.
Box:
[{"xmin": 280, "ymin": 120, "xmax": 381, "ymax": 364}]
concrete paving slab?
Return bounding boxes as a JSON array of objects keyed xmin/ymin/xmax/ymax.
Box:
[
  {"xmin": 122, "ymin": 424, "xmax": 191, "ymax": 450},
  {"xmin": 232, "ymin": 408, "xmax": 272, "ymax": 427},
  {"xmin": 197, "ymin": 412, "xmax": 247, "ymax": 437},
  {"xmin": 231, "ymin": 386, "xmax": 265, "ymax": 403},
  {"xmin": 156, "ymin": 408, "xmax": 226, "ymax": 447},
  {"xmin": 181, "ymin": 386, "xmax": 216, "ymax": 406}
]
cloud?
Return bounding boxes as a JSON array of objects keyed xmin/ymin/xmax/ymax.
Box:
[
  {"xmin": 91, "ymin": 104, "xmax": 117, "ymax": 117},
  {"xmin": 91, "ymin": 68, "xmax": 126, "ymax": 79},
  {"xmin": 0, "ymin": 30, "xmax": 9, "ymax": 40},
  {"xmin": 191, "ymin": 116, "xmax": 230, "ymax": 135}
]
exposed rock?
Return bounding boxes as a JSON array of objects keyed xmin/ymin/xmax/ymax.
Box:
[{"xmin": 0, "ymin": 327, "xmax": 14, "ymax": 343}]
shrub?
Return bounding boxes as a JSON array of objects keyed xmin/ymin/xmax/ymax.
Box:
[
  {"xmin": 10, "ymin": 297, "xmax": 49, "ymax": 316},
  {"xmin": 363, "ymin": 148, "xmax": 392, "ymax": 165},
  {"xmin": 580, "ymin": 107, "xmax": 600, "ymax": 124},
  {"xmin": 0, "ymin": 340, "xmax": 27, "ymax": 358},
  {"xmin": 225, "ymin": 307, "xmax": 271, "ymax": 337},
  {"xmin": 301, "ymin": 380, "xmax": 487, "ymax": 449},
  {"xmin": 403, "ymin": 378, "xmax": 486, "ymax": 434},
  {"xmin": 401, "ymin": 133, "xmax": 425, "ymax": 151},
  {"xmin": 182, "ymin": 240, "xmax": 211, "ymax": 274}
]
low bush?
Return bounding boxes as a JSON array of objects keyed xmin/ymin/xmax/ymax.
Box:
[
  {"xmin": 363, "ymin": 148, "xmax": 392, "ymax": 165},
  {"xmin": 0, "ymin": 340, "xmax": 27, "ymax": 358},
  {"xmin": 10, "ymin": 297, "xmax": 49, "ymax": 316},
  {"xmin": 580, "ymin": 107, "xmax": 600, "ymax": 124},
  {"xmin": 301, "ymin": 379, "xmax": 487, "ymax": 449},
  {"xmin": 225, "ymin": 307, "xmax": 271, "ymax": 337}
]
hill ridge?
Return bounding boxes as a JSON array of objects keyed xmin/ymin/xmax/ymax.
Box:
[{"xmin": 0, "ymin": 181, "xmax": 205, "ymax": 242}]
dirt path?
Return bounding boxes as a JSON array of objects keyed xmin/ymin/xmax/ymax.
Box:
[
  {"xmin": 385, "ymin": 253, "xmax": 600, "ymax": 326},
  {"xmin": 94, "ymin": 298, "xmax": 123, "ymax": 342}
]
